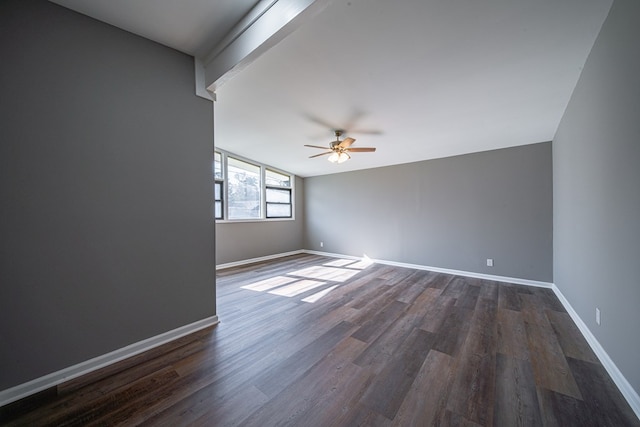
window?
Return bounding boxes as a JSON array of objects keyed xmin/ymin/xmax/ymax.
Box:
[
  {"xmin": 214, "ymin": 150, "xmax": 294, "ymax": 221},
  {"xmin": 228, "ymin": 157, "xmax": 261, "ymax": 220},
  {"xmin": 214, "ymin": 181, "xmax": 223, "ymax": 219},
  {"xmin": 266, "ymin": 169, "xmax": 292, "ymax": 218},
  {"xmin": 214, "ymin": 152, "xmax": 224, "ymax": 219}
]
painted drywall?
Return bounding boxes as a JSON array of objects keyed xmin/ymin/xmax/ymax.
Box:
[
  {"xmin": 304, "ymin": 143, "xmax": 553, "ymax": 282},
  {"xmin": 0, "ymin": 0, "xmax": 215, "ymax": 390},
  {"xmin": 216, "ymin": 176, "xmax": 304, "ymax": 265},
  {"xmin": 553, "ymin": 0, "xmax": 640, "ymax": 393}
]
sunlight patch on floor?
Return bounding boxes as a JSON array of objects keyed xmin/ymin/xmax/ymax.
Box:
[
  {"xmin": 289, "ymin": 266, "xmax": 360, "ymax": 282},
  {"xmin": 323, "ymin": 258, "xmax": 356, "ymax": 267},
  {"xmin": 302, "ymin": 285, "xmax": 340, "ymax": 303},
  {"xmin": 239, "ymin": 256, "xmax": 374, "ymax": 303},
  {"xmin": 241, "ymin": 275, "xmax": 298, "ymax": 291},
  {"xmin": 269, "ymin": 279, "xmax": 326, "ymax": 297},
  {"xmin": 349, "ymin": 258, "xmax": 374, "ymax": 270}
]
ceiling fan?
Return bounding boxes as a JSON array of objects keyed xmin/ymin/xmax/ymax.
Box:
[{"xmin": 305, "ymin": 130, "xmax": 376, "ymax": 163}]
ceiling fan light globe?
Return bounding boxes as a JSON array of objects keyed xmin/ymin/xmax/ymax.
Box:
[
  {"xmin": 328, "ymin": 152, "xmax": 339, "ymax": 163},
  {"xmin": 337, "ymin": 152, "xmax": 350, "ymax": 163}
]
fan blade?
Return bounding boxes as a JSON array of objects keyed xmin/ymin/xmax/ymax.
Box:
[
  {"xmin": 304, "ymin": 144, "xmax": 330, "ymax": 149},
  {"xmin": 309, "ymin": 151, "xmax": 333, "ymax": 158},
  {"xmin": 346, "ymin": 147, "xmax": 376, "ymax": 152},
  {"xmin": 338, "ymin": 137, "xmax": 355, "ymax": 148}
]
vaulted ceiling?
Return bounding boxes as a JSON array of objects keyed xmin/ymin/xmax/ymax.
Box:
[{"xmin": 51, "ymin": 0, "xmax": 612, "ymax": 177}]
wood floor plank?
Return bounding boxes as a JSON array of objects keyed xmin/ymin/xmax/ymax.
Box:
[
  {"xmin": 493, "ymin": 353, "xmax": 542, "ymax": 427},
  {"xmin": 441, "ymin": 410, "xmax": 484, "ymax": 426},
  {"xmin": 546, "ymin": 310, "xmax": 599, "ymax": 363},
  {"xmin": 347, "ymin": 277, "xmax": 394, "ymax": 311},
  {"xmin": 498, "ymin": 283, "xmax": 523, "ymax": 311},
  {"xmin": 419, "ymin": 293, "xmax": 456, "ymax": 333},
  {"xmin": 479, "ymin": 279, "xmax": 499, "ymax": 300},
  {"xmin": 359, "ymin": 328, "xmax": 437, "ymax": 419},
  {"xmin": 64, "ymin": 367, "xmax": 180, "ymax": 427},
  {"xmin": 392, "ymin": 350, "xmax": 454, "ymax": 426},
  {"xmin": 567, "ymin": 357, "xmax": 640, "ymax": 427},
  {"xmin": 424, "ymin": 272, "xmax": 455, "ymax": 289},
  {"xmin": 395, "ymin": 270, "xmax": 433, "ymax": 304},
  {"xmin": 446, "ymin": 297, "xmax": 498, "ymax": 426},
  {"xmin": 431, "ymin": 304, "xmax": 474, "ymax": 356},
  {"xmin": 191, "ymin": 385, "xmax": 269, "ymax": 427},
  {"xmin": 456, "ymin": 282, "xmax": 481, "ymax": 309},
  {"xmin": 496, "ymin": 308, "xmax": 530, "ymax": 360},
  {"xmin": 347, "ymin": 280, "xmax": 412, "ymax": 327},
  {"xmin": 521, "ymin": 294, "xmax": 583, "ymax": 399},
  {"xmin": 536, "ymin": 387, "xmax": 594, "ymax": 427},
  {"xmin": 3, "ymin": 254, "xmax": 638, "ymax": 426},
  {"xmin": 330, "ymin": 403, "xmax": 392, "ymax": 427},
  {"xmin": 353, "ymin": 287, "xmax": 440, "ymax": 371},
  {"xmin": 351, "ymin": 300, "xmax": 408, "ymax": 343},
  {"xmin": 294, "ymin": 361, "xmax": 374, "ymax": 427},
  {"xmin": 253, "ymin": 320, "xmax": 356, "ymax": 398},
  {"xmin": 441, "ymin": 276, "xmax": 468, "ymax": 299},
  {"xmin": 240, "ymin": 336, "xmax": 368, "ymax": 427},
  {"xmin": 530, "ymin": 287, "xmax": 566, "ymax": 313}
]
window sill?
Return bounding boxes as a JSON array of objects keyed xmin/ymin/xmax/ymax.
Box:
[{"xmin": 216, "ymin": 217, "xmax": 296, "ymax": 224}]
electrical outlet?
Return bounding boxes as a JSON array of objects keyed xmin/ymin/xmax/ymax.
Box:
[
  {"xmin": 596, "ymin": 307, "xmax": 601, "ymax": 325},
  {"xmin": 486, "ymin": 258, "xmax": 493, "ymax": 267},
  {"xmin": 320, "ymin": 241, "xmax": 324, "ymax": 248}
]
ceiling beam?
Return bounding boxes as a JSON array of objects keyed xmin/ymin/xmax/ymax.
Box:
[{"xmin": 200, "ymin": 0, "xmax": 333, "ymax": 94}]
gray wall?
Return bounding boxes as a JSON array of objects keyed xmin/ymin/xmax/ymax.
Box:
[
  {"xmin": 553, "ymin": 0, "xmax": 640, "ymax": 393},
  {"xmin": 216, "ymin": 176, "xmax": 305, "ymax": 265},
  {"xmin": 0, "ymin": 0, "xmax": 216, "ymax": 390},
  {"xmin": 304, "ymin": 143, "xmax": 553, "ymax": 282}
]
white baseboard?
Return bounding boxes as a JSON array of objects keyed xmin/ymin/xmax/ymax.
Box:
[
  {"xmin": 216, "ymin": 250, "xmax": 304, "ymax": 270},
  {"xmin": 302, "ymin": 250, "xmax": 553, "ymax": 288},
  {"xmin": 552, "ymin": 285, "xmax": 640, "ymax": 420},
  {"xmin": 0, "ymin": 315, "xmax": 219, "ymax": 407}
]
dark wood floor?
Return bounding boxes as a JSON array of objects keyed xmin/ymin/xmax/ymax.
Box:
[{"xmin": 2, "ymin": 253, "xmax": 638, "ymax": 426}]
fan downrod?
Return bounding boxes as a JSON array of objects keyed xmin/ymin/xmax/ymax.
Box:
[{"xmin": 331, "ymin": 130, "xmax": 344, "ymax": 149}]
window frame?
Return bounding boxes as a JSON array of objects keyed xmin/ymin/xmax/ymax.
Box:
[
  {"xmin": 265, "ymin": 186, "xmax": 292, "ymax": 219},
  {"xmin": 214, "ymin": 181, "xmax": 224, "ymax": 220},
  {"xmin": 214, "ymin": 149, "xmax": 295, "ymax": 223}
]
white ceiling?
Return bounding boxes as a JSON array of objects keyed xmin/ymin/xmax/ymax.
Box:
[{"xmin": 51, "ymin": 0, "xmax": 612, "ymax": 178}]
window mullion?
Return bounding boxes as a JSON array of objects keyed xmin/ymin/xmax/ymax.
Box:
[
  {"xmin": 223, "ymin": 151, "xmax": 229, "ymax": 220},
  {"xmin": 262, "ymin": 165, "xmax": 266, "ymax": 219}
]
